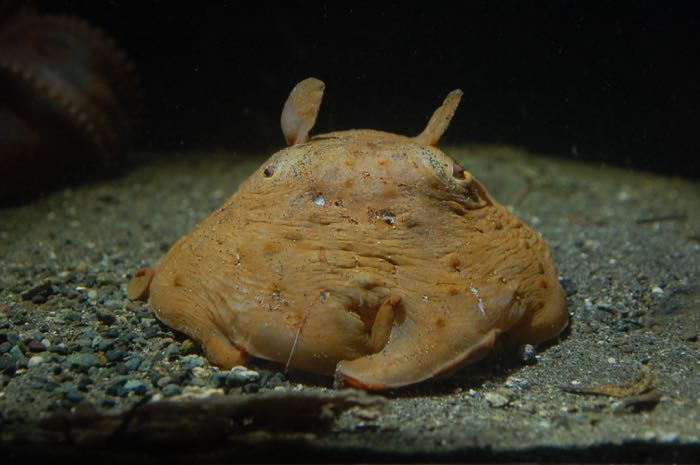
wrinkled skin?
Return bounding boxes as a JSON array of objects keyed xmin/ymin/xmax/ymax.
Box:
[{"xmin": 129, "ymin": 78, "xmax": 568, "ymax": 390}]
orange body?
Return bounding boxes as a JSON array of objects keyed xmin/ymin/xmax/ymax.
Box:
[{"xmin": 130, "ymin": 78, "xmax": 568, "ymax": 389}]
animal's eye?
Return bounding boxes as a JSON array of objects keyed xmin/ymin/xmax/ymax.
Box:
[{"xmin": 451, "ymin": 159, "xmax": 466, "ymax": 179}]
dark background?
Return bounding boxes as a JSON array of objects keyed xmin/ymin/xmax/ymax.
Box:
[{"xmin": 37, "ymin": 0, "xmax": 700, "ymax": 177}]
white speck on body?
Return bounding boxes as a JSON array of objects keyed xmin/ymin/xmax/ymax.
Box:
[
  {"xmin": 470, "ymin": 286, "xmax": 486, "ymax": 315},
  {"xmin": 313, "ymin": 194, "xmax": 326, "ymax": 206},
  {"xmin": 235, "ymin": 250, "xmax": 241, "ymax": 267},
  {"xmin": 319, "ymin": 290, "xmax": 330, "ymax": 303}
]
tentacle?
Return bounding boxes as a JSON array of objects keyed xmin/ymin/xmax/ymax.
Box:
[
  {"xmin": 280, "ymin": 77, "xmax": 325, "ymax": 146},
  {"xmin": 413, "ymin": 89, "xmax": 463, "ymax": 146}
]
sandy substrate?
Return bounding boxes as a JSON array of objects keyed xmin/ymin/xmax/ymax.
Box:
[{"xmin": 1, "ymin": 145, "xmax": 698, "ymax": 462}]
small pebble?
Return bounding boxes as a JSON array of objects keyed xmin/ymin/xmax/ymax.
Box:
[
  {"xmin": 162, "ymin": 384, "xmax": 182, "ymax": 397},
  {"xmin": 559, "ymin": 277, "xmax": 577, "ymax": 296},
  {"xmin": 102, "ymin": 328, "xmax": 119, "ymax": 338},
  {"xmin": 485, "ymin": 392, "xmax": 509, "ymax": 408},
  {"xmin": 96, "ymin": 311, "xmax": 116, "ymax": 325},
  {"xmin": 660, "ymin": 432, "xmax": 679, "ymax": 444},
  {"xmin": 21, "ymin": 281, "xmax": 54, "ymax": 302},
  {"xmin": 0, "ymin": 353, "xmax": 16, "ymax": 374},
  {"xmin": 124, "ymin": 380, "xmax": 148, "ymax": 395},
  {"xmin": 49, "ymin": 343, "xmax": 70, "ymax": 355},
  {"xmin": 265, "ymin": 372, "xmax": 288, "ymax": 388},
  {"xmin": 28, "ymin": 355, "xmax": 45, "ymax": 368},
  {"xmin": 66, "ymin": 352, "xmax": 100, "ymax": 371},
  {"xmin": 143, "ymin": 326, "xmax": 159, "ymax": 338},
  {"xmin": 10, "ymin": 345, "xmax": 23, "ymax": 359},
  {"xmin": 78, "ymin": 376, "xmax": 94, "ymax": 388},
  {"xmin": 105, "ymin": 350, "xmax": 124, "ymax": 362},
  {"xmin": 106, "ymin": 382, "xmax": 129, "ymax": 397},
  {"xmin": 181, "ymin": 354, "xmax": 206, "ymax": 369},
  {"xmin": 228, "ymin": 366, "xmax": 260, "ymax": 386},
  {"xmin": 517, "ymin": 344, "xmax": 537, "ymax": 364},
  {"xmin": 27, "ymin": 339, "xmax": 47, "ymax": 352},
  {"xmin": 242, "ymin": 382, "xmax": 260, "ymax": 394},
  {"xmin": 164, "ymin": 342, "xmax": 180, "ymax": 358},
  {"xmin": 180, "ymin": 339, "xmax": 197, "ymax": 355},
  {"xmin": 1, "ymin": 332, "xmax": 20, "ymax": 345},
  {"xmin": 65, "ymin": 390, "xmax": 86, "ymax": 403},
  {"xmin": 123, "ymin": 355, "xmax": 143, "ymax": 371},
  {"xmin": 59, "ymin": 310, "xmax": 82, "ymax": 322},
  {"xmin": 102, "ymin": 300, "xmax": 122, "ymax": 310}
]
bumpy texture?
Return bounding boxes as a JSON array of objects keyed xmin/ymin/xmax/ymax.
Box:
[
  {"xmin": 129, "ymin": 78, "xmax": 568, "ymax": 389},
  {"xmin": 0, "ymin": 0, "xmax": 140, "ymax": 201}
]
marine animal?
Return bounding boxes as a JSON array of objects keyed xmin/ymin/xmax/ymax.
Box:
[
  {"xmin": 0, "ymin": 0, "xmax": 140, "ymax": 201},
  {"xmin": 129, "ymin": 77, "xmax": 568, "ymax": 390}
]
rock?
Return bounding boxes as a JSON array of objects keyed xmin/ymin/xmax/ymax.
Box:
[
  {"xmin": 105, "ymin": 350, "xmax": 124, "ymax": 362},
  {"xmin": 123, "ymin": 355, "xmax": 143, "ymax": 371},
  {"xmin": 9, "ymin": 345, "xmax": 23, "ymax": 359},
  {"xmin": 102, "ymin": 328, "xmax": 119, "ymax": 338},
  {"xmin": 27, "ymin": 339, "xmax": 47, "ymax": 352},
  {"xmin": 92, "ymin": 336, "xmax": 115, "ymax": 351},
  {"xmin": 242, "ymin": 382, "xmax": 260, "ymax": 394},
  {"xmin": 162, "ymin": 384, "xmax": 182, "ymax": 397},
  {"xmin": 76, "ymin": 381, "xmax": 92, "ymax": 395},
  {"xmin": 65, "ymin": 389, "xmax": 86, "ymax": 403},
  {"xmin": 227, "ymin": 366, "xmax": 260, "ymax": 387},
  {"xmin": 265, "ymin": 372, "xmax": 288, "ymax": 389},
  {"xmin": 106, "ymin": 383, "xmax": 129, "ymax": 398},
  {"xmin": 21, "ymin": 281, "xmax": 54, "ymax": 302},
  {"xmin": 58, "ymin": 310, "xmax": 82, "ymax": 322},
  {"xmin": 66, "ymin": 352, "xmax": 100, "ymax": 371},
  {"xmin": 485, "ymin": 392, "xmax": 509, "ymax": 408},
  {"xmin": 559, "ymin": 276, "xmax": 577, "ymax": 295},
  {"xmin": 0, "ymin": 332, "xmax": 20, "ymax": 344},
  {"xmin": 181, "ymin": 354, "xmax": 206, "ymax": 370},
  {"xmin": 164, "ymin": 342, "xmax": 180, "ymax": 359},
  {"xmin": 102, "ymin": 300, "xmax": 122, "ymax": 310},
  {"xmin": 0, "ymin": 353, "xmax": 16, "ymax": 374},
  {"xmin": 96, "ymin": 310, "xmax": 116, "ymax": 325},
  {"xmin": 156, "ymin": 376, "xmax": 172, "ymax": 387},
  {"xmin": 28, "ymin": 355, "xmax": 45, "ymax": 368},
  {"xmin": 517, "ymin": 344, "xmax": 537, "ymax": 364},
  {"xmin": 124, "ymin": 380, "xmax": 148, "ymax": 395},
  {"xmin": 180, "ymin": 339, "xmax": 197, "ymax": 355},
  {"xmin": 49, "ymin": 343, "xmax": 70, "ymax": 355},
  {"xmin": 143, "ymin": 325, "xmax": 159, "ymax": 338}
]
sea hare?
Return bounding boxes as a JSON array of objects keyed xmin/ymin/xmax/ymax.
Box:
[{"xmin": 129, "ymin": 77, "xmax": 568, "ymax": 390}]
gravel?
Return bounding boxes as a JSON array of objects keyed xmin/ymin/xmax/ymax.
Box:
[{"xmin": 0, "ymin": 147, "xmax": 698, "ymax": 462}]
